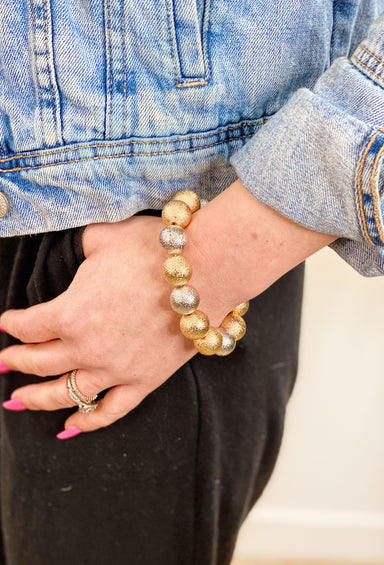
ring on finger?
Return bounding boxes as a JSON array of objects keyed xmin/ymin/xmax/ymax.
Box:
[{"xmin": 66, "ymin": 369, "xmax": 98, "ymax": 413}]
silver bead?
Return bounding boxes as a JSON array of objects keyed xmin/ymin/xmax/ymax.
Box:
[
  {"xmin": 159, "ymin": 226, "xmax": 186, "ymax": 255},
  {"xmin": 170, "ymin": 285, "xmax": 200, "ymax": 315},
  {"xmin": 216, "ymin": 328, "xmax": 236, "ymax": 356}
]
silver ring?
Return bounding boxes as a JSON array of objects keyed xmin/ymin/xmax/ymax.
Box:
[{"xmin": 66, "ymin": 369, "xmax": 98, "ymax": 413}]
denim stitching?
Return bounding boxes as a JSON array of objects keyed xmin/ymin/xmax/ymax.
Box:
[
  {"xmin": 203, "ymin": 0, "xmax": 212, "ymax": 81},
  {"xmin": 177, "ymin": 0, "xmax": 212, "ymax": 87},
  {"xmin": 359, "ymin": 44, "xmax": 384, "ymax": 69},
  {"xmin": 121, "ymin": 1, "xmax": 127, "ymax": 137},
  {"xmin": 106, "ymin": 0, "xmax": 113, "ymax": 138},
  {"xmin": 165, "ymin": 0, "xmax": 180, "ymax": 85},
  {"xmin": 370, "ymin": 139, "xmax": 384, "ymax": 244},
  {"xmin": 356, "ymin": 130, "xmax": 379, "ymax": 245},
  {"xmin": 0, "ymin": 132, "xmax": 254, "ymax": 173},
  {"xmin": 351, "ymin": 55, "xmax": 384, "ymax": 87},
  {"xmin": 43, "ymin": 0, "xmax": 59, "ymax": 145},
  {"xmin": 166, "ymin": 0, "xmax": 210, "ymax": 88},
  {"xmin": 176, "ymin": 80, "xmax": 209, "ymax": 88},
  {"xmin": 0, "ymin": 119, "xmax": 267, "ymax": 164},
  {"xmin": 30, "ymin": 1, "xmax": 45, "ymax": 149}
]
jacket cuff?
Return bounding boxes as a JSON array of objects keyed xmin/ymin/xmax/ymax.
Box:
[{"xmin": 230, "ymin": 16, "xmax": 384, "ymax": 277}]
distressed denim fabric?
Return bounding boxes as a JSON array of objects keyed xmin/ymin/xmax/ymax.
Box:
[{"xmin": 0, "ymin": 1, "xmax": 384, "ymax": 275}]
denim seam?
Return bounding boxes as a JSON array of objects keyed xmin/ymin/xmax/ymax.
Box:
[
  {"xmin": 359, "ymin": 44, "xmax": 384, "ymax": 68},
  {"xmin": 30, "ymin": 1, "xmax": 45, "ymax": 148},
  {"xmin": 356, "ymin": 128, "xmax": 384, "ymax": 246},
  {"xmin": 165, "ymin": 0, "xmax": 181, "ymax": 85},
  {"xmin": 30, "ymin": 0, "xmax": 62, "ymax": 147},
  {"xmin": 357, "ymin": 130, "xmax": 378, "ymax": 245},
  {"xmin": 121, "ymin": 1, "xmax": 127, "ymax": 137},
  {"xmin": 0, "ymin": 132, "xmax": 255, "ymax": 173},
  {"xmin": 202, "ymin": 0, "xmax": 212, "ymax": 83},
  {"xmin": 0, "ymin": 119, "xmax": 266, "ymax": 164},
  {"xmin": 165, "ymin": 0, "xmax": 210, "ymax": 88},
  {"xmin": 105, "ymin": 0, "xmax": 113, "ymax": 139},
  {"xmin": 43, "ymin": 0, "xmax": 60, "ymax": 146},
  {"xmin": 351, "ymin": 55, "xmax": 384, "ymax": 88},
  {"xmin": 370, "ymin": 139, "xmax": 384, "ymax": 243}
]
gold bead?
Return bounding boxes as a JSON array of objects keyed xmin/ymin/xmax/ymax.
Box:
[
  {"xmin": 180, "ymin": 310, "xmax": 210, "ymax": 339},
  {"xmin": 173, "ymin": 190, "xmax": 201, "ymax": 213},
  {"xmin": 194, "ymin": 327, "xmax": 223, "ymax": 356},
  {"xmin": 163, "ymin": 256, "xmax": 192, "ymax": 286},
  {"xmin": 220, "ymin": 313, "xmax": 246, "ymax": 341},
  {"xmin": 232, "ymin": 301, "xmax": 249, "ymax": 317},
  {"xmin": 161, "ymin": 199, "xmax": 192, "ymax": 228}
]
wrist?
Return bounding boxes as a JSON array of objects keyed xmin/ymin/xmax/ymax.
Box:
[{"xmin": 185, "ymin": 179, "xmax": 337, "ymax": 320}]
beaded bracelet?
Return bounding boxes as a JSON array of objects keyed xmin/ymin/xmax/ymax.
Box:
[{"xmin": 159, "ymin": 190, "xmax": 249, "ymax": 356}]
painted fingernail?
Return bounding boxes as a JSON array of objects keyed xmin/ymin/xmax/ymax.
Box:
[
  {"xmin": 56, "ymin": 427, "xmax": 82, "ymax": 440},
  {"xmin": 0, "ymin": 323, "xmax": 5, "ymax": 332},
  {"xmin": 0, "ymin": 361, "xmax": 11, "ymax": 374},
  {"xmin": 2, "ymin": 398, "xmax": 27, "ymax": 411}
]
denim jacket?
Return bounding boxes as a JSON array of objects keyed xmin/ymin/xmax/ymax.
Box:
[{"xmin": 1, "ymin": 1, "xmax": 384, "ymax": 276}]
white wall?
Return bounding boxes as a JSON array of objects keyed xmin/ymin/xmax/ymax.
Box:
[{"xmin": 234, "ymin": 246, "xmax": 384, "ymax": 564}]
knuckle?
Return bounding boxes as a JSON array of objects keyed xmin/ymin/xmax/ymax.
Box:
[
  {"xmin": 56, "ymin": 309, "xmax": 75, "ymax": 336},
  {"xmin": 55, "ymin": 384, "xmax": 73, "ymax": 408},
  {"xmin": 12, "ymin": 323, "xmax": 30, "ymax": 343},
  {"xmin": 75, "ymin": 338, "xmax": 107, "ymax": 368},
  {"xmin": 78, "ymin": 374, "xmax": 102, "ymax": 397},
  {"xmin": 26, "ymin": 352, "xmax": 47, "ymax": 377},
  {"xmin": 96, "ymin": 408, "xmax": 125, "ymax": 429}
]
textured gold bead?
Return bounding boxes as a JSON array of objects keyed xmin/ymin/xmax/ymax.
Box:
[
  {"xmin": 180, "ymin": 310, "xmax": 210, "ymax": 339},
  {"xmin": 194, "ymin": 327, "xmax": 223, "ymax": 356},
  {"xmin": 232, "ymin": 301, "xmax": 249, "ymax": 317},
  {"xmin": 221, "ymin": 313, "xmax": 246, "ymax": 341},
  {"xmin": 173, "ymin": 190, "xmax": 201, "ymax": 214},
  {"xmin": 163, "ymin": 256, "xmax": 192, "ymax": 286},
  {"xmin": 161, "ymin": 199, "xmax": 192, "ymax": 228},
  {"xmin": 216, "ymin": 328, "xmax": 236, "ymax": 356}
]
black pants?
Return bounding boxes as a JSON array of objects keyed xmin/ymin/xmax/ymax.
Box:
[{"xmin": 0, "ymin": 219, "xmax": 305, "ymax": 565}]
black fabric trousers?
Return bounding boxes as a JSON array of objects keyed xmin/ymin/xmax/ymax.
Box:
[{"xmin": 0, "ymin": 218, "xmax": 305, "ymax": 565}]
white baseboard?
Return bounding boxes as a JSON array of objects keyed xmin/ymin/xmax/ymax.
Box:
[{"xmin": 233, "ymin": 507, "xmax": 384, "ymax": 564}]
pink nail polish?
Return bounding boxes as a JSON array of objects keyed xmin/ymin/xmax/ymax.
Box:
[
  {"xmin": 2, "ymin": 398, "xmax": 27, "ymax": 411},
  {"xmin": 56, "ymin": 427, "xmax": 82, "ymax": 440},
  {"xmin": 0, "ymin": 361, "xmax": 11, "ymax": 374},
  {"xmin": 0, "ymin": 323, "xmax": 5, "ymax": 332}
]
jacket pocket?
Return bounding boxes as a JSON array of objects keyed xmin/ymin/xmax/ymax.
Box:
[{"xmin": 166, "ymin": 0, "xmax": 211, "ymax": 87}]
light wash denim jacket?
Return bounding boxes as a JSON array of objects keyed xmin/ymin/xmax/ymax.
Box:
[{"xmin": 1, "ymin": 1, "xmax": 384, "ymax": 276}]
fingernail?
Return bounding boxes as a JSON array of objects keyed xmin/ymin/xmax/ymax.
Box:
[
  {"xmin": 0, "ymin": 323, "xmax": 5, "ymax": 332},
  {"xmin": 56, "ymin": 427, "xmax": 82, "ymax": 440},
  {"xmin": 0, "ymin": 361, "xmax": 11, "ymax": 374},
  {"xmin": 2, "ymin": 398, "xmax": 27, "ymax": 411}
]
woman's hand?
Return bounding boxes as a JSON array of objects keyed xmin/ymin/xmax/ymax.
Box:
[
  {"xmin": 0, "ymin": 215, "xmax": 209, "ymax": 435},
  {"xmin": 0, "ymin": 180, "xmax": 337, "ymax": 438}
]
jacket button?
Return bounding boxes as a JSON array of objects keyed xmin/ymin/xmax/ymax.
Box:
[{"xmin": 0, "ymin": 193, "xmax": 9, "ymax": 218}]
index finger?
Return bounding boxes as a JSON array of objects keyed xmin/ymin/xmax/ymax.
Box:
[{"xmin": 0, "ymin": 298, "xmax": 62, "ymax": 344}]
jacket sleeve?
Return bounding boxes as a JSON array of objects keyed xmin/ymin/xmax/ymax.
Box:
[{"xmin": 230, "ymin": 10, "xmax": 384, "ymax": 276}]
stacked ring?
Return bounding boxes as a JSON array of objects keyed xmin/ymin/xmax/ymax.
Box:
[{"xmin": 66, "ymin": 369, "xmax": 98, "ymax": 413}]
